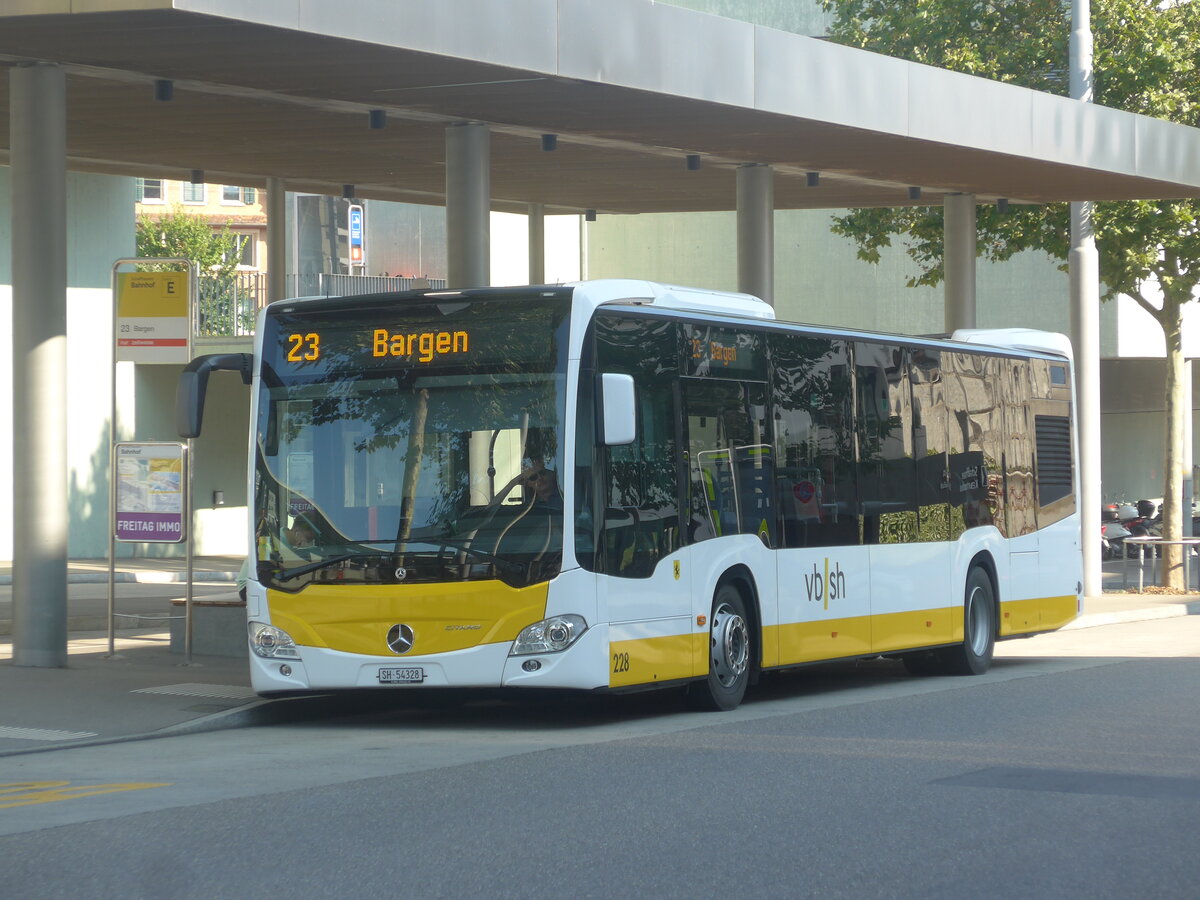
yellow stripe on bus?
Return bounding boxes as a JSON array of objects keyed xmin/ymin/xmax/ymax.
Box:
[
  {"xmin": 999, "ymin": 595, "xmax": 1076, "ymax": 636},
  {"xmin": 770, "ymin": 617, "xmax": 872, "ymax": 665},
  {"xmin": 872, "ymin": 608, "xmax": 956, "ymax": 653},
  {"xmin": 608, "ymin": 633, "xmax": 699, "ymax": 688}
]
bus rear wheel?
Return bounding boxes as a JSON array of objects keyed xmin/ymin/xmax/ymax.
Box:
[
  {"xmin": 687, "ymin": 583, "xmax": 751, "ymax": 711},
  {"xmin": 946, "ymin": 566, "xmax": 996, "ymax": 674}
]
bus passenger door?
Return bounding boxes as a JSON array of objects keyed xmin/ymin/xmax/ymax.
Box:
[
  {"xmin": 682, "ymin": 378, "xmax": 779, "ymax": 667},
  {"xmin": 595, "ymin": 345, "xmax": 693, "ymax": 687}
]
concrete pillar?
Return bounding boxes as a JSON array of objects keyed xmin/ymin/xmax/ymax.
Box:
[
  {"xmin": 11, "ymin": 63, "xmax": 68, "ymax": 667},
  {"xmin": 943, "ymin": 193, "xmax": 977, "ymax": 332},
  {"xmin": 266, "ymin": 176, "xmax": 287, "ymax": 303},
  {"xmin": 446, "ymin": 123, "xmax": 490, "ymax": 288},
  {"xmin": 1071, "ymin": 201, "xmax": 1101, "ymax": 597},
  {"xmin": 736, "ymin": 164, "xmax": 774, "ymax": 305},
  {"xmin": 1184, "ymin": 361, "xmax": 1193, "ymax": 538},
  {"xmin": 528, "ymin": 202, "xmax": 545, "ymax": 285},
  {"xmin": 1070, "ymin": 2, "xmax": 1101, "ymax": 597}
]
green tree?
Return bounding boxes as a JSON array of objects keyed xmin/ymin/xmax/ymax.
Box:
[
  {"xmin": 821, "ymin": 0, "xmax": 1200, "ymax": 589},
  {"xmin": 136, "ymin": 204, "xmax": 250, "ymax": 335}
]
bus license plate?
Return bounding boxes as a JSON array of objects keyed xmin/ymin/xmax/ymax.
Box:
[{"xmin": 378, "ymin": 666, "xmax": 425, "ymax": 684}]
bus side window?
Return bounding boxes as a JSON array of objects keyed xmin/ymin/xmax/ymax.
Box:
[
  {"xmin": 771, "ymin": 336, "xmax": 858, "ymax": 548},
  {"xmin": 855, "ymin": 342, "xmax": 917, "ymax": 545},
  {"xmin": 683, "ymin": 380, "xmax": 771, "ymax": 543},
  {"xmin": 944, "ymin": 352, "xmax": 1003, "ymax": 533},
  {"xmin": 910, "ymin": 348, "xmax": 954, "ymax": 542}
]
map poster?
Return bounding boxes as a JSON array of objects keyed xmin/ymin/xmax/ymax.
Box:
[{"xmin": 114, "ymin": 442, "xmax": 186, "ymax": 543}]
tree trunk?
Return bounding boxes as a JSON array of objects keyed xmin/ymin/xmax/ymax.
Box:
[{"xmin": 1161, "ymin": 289, "xmax": 1186, "ymax": 591}]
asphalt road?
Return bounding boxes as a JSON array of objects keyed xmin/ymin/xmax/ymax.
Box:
[{"xmin": 3, "ymin": 616, "xmax": 1199, "ymax": 899}]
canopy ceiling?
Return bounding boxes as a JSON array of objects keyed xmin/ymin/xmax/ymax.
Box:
[{"xmin": 3, "ymin": 0, "xmax": 1200, "ymax": 215}]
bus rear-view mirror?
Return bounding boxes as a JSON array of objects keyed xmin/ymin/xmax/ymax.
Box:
[{"xmin": 599, "ymin": 373, "xmax": 636, "ymax": 446}]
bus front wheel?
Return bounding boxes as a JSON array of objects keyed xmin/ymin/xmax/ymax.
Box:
[{"xmin": 687, "ymin": 583, "xmax": 751, "ymax": 711}]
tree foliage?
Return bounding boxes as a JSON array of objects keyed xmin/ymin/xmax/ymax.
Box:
[
  {"xmin": 819, "ymin": 0, "xmax": 1200, "ymax": 319},
  {"xmin": 135, "ymin": 204, "xmax": 240, "ymax": 277},
  {"xmin": 136, "ymin": 204, "xmax": 251, "ymax": 335}
]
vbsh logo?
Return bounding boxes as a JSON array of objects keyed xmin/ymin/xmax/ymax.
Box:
[{"xmin": 804, "ymin": 558, "xmax": 846, "ymax": 610}]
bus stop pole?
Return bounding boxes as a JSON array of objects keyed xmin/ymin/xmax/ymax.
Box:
[{"xmin": 185, "ymin": 440, "xmax": 194, "ymax": 665}]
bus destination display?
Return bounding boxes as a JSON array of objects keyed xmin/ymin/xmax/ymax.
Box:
[
  {"xmin": 285, "ymin": 328, "xmax": 470, "ymax": 365},
  {"xmin": 268, "ymin": 295, "xmax": 569, "ymax": 376}
]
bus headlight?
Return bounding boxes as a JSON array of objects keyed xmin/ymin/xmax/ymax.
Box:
[
  {"xmin": 249, "ymin": 621, "xmax": 301, "ymax": 659},
  {"xmin": 510, "ymin": 615, "xmax": 587, "ymax": 655}
]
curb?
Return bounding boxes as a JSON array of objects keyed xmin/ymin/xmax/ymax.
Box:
[
  {"xmin": 1066, "ymin": 599, "xmax": 1200, "ymax": 630},
  {"xmin": 0, "ymin": 694, "xmax": 346, "ymax": 759},
  {"xmin": 0, "ymin": 699, "xmax": 273, "ymax": 759}
]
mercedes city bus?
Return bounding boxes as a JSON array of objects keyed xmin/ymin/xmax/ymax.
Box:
[{"xmin": 178, "ymin": 280, "xmax": 1081, "ymax": 710}]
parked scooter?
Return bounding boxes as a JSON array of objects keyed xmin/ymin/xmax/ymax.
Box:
[
  {"xmin": 1135, "ymin": 497, "xmax": 1200, "ymax": 555},
  {"xmin": 1101, "ymin": 504, "xmax": 1133, "ymax": 560}
]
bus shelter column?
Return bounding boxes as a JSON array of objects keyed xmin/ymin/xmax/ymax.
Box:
[
  {"xmin": 11, "ymin": 62, "xmax": 68, "ymax": 667},
  {"xmin": 736, "ymin": 163, "xmax": 774, "ymax": 306},
  {"xmin": 944, "ymin": 192, "xmax": 977, "ymax": 332},
  {"xmin": 446, "ymin": 122, "xmax": 491, "ymax": 289},
  {"xmin": 1071, "ymin": 0, "xmax": 1101, "ymax": 598},
  {"xmin": 1183, "ymin": 360, "xmax": 1193, "ymax": 539},
  {"xmin": 1071, "ymin": 200, "xmax": 1101, "ymax": 596},
  {"xmin": 528, "ymin": 202, "xmax": 545, "ymax": 285},
  {"xmin": 266, "ymin": 176, "xmax": 287, "ymax": 304}
]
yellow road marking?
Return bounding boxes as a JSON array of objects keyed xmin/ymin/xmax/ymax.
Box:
[{"xmin": 0, "ymin": 780, "xmax": 171, "ymax": 809}]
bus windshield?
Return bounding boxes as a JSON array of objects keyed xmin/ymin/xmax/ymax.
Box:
[{"xmin": 253, "ymin": 293, "xmax": 571, "ymax": 591}]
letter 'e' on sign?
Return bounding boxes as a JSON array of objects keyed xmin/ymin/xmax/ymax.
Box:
[{"xmin": 117, "ymin": 271, "xmax": 191, "ymax": 363}]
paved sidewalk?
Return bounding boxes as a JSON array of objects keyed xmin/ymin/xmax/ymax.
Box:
[
  {"xmin": 0, "ymin": 556, "xmax": 1197, "ymax": 757},
  {"xmin": 0, "ymin": 631, "xmax": 261, "ymax": 757}
]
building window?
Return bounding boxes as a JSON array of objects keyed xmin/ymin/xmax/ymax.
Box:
[
  {"xmin": 229, "ymin": 233, "xmax": 257, "ymax": 268},
  {"xmin": 182, "ymin": 182, "xmax": 206, "ymax": 204},
  {"xmin": 222, "ymin": 185, "xmax": 257, "ymax": 205},
  {"xmin": 136, "ymin": 178, "xmax": 164, "ymax": 203}
]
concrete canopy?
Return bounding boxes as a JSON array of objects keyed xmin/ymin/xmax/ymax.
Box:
[{"xmin": 3, "ymin": 0, "xmax": 1200, "ymax": 214}]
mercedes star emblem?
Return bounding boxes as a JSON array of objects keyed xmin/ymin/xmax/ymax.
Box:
[{"xmin": 387, "ymin": 623, "xmax": 415, "ymax": 654}]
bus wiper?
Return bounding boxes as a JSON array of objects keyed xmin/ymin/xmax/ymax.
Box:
[
  {"xmin": 347, "ymin": 531, "xmax": 523, "ymax": 575},
  {"xmin": 378, "ymin": 530, "xmax": 523, "ymax": 574},
  {"xmin": 428, "ymin": 536, "xmax": 522, "ymax": 574},
  {"xmin": 275, "ymin": 552, "xmax": 385, "ymax": 582}
]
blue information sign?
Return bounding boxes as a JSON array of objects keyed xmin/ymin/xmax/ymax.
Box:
[{"xmin": 348, "ymin": 204, "xmax": 364, "ymax": 264}]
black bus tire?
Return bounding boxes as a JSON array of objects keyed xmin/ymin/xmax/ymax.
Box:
[
  {"xmin": 943, "ymin": 566, "xmax": 996, "ymax": 676},
  {"xmin": 687, "ymin": 582, "xmax": 752, "ymax": 711}
]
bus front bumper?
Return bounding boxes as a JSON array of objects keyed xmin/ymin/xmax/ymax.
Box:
[{"xmin": 248, "ymin": 623, "xmax": 608, "ymax": 694}]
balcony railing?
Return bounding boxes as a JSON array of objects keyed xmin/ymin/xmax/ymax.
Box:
[{"xmin": 196, "ymin": 272, "xmax": 448, "ymax": 338}]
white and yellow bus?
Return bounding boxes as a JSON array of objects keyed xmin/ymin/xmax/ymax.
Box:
[{"xmin": 180, "ymin": 279, "xmax": 1081, "ymax": 710}]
